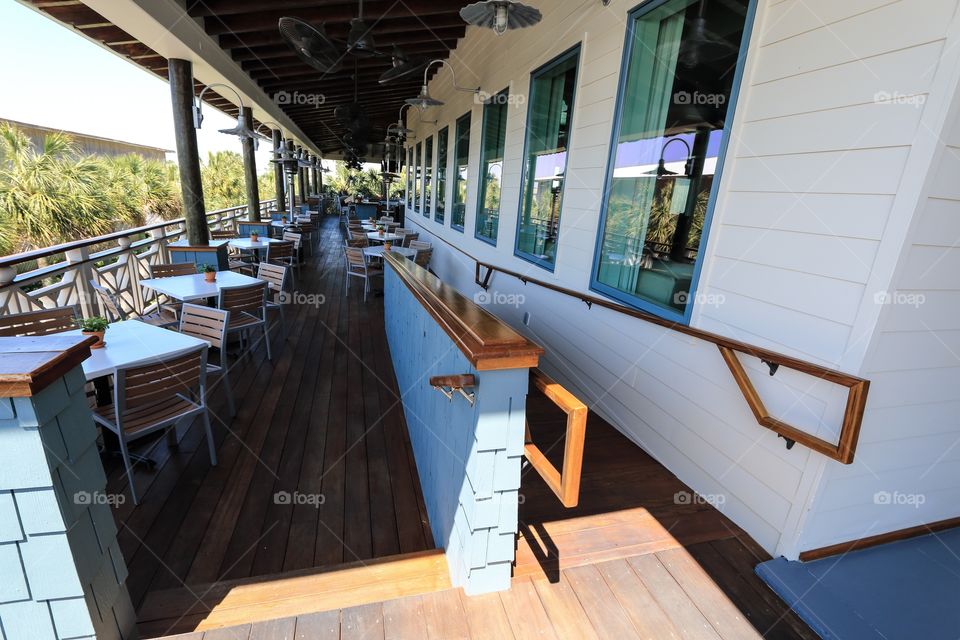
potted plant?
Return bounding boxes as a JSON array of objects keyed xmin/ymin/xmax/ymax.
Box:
[
  {"xmin": 384, "ymin": 240, "xmax": 393, "ymax": 251},
  {"xmin": 281, "ymin": 215, "xmax": 288, "ymax": 225},
  {"xmin": 377, "ymin": 224, "xmax": 385, "ymax": 236},
  {"xmin": 250, "ymin": 230, "xmax": 260, "ymax": 242},
  {"xmin": 78, "ymin": 316, "xmax": 109, "ymax": 349},
  {"xmin": 199, "ymin": 264, "xmax": 217, "ymax": 282}
]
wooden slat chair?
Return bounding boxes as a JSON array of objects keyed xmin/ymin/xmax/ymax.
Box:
[
  {"xmin": 268, "ymin": 240, "xmax": 299, "ymax": 287},
  {"xmin": 297, "ymin": 221, "xmax": 316, "ymax": 254},
  {"xmin": 210, "ymin": 229, "xmax": 238, "ymax": 240},
  {"xmin": 344, "ymin": 246, "xmax": 382, "ymax": 302},
  {"xmin": 256, "ymin": 262, "xmax": 289, "ymax": 333},
  {"xmin": 90, "ymin": 279, "xmax": 177, "ymax": 328},
  {"xmin": 0, "ymin": 306, "xmax": 79, "ymax": 337},
  {"xmin": 414, "ymin": 248, "xmax": 433, "ymax": 269},
  {"xmin": 210, "ymin": 230, "xmax": 255, "ymax": 275},
  {"xmin": 91, "ymin": 345, "xmax": 214, "ymax": 504},
  {"xmin": 408, "ymin": 240, "xmax": 432, "ymax": 252},
  {"xmin": 178, "ymin": 304, "xmax": 235, "ymax": 417},
  {"xmin": 149, "ymin": 263, "xmax": 196, "ymax": 318},
  {"xmin": 218, "ymin": 281, "xmax": 272, "ymax": 361},
  {"xmin": 401, "ymin": 232, "xmax": 419, "ymax": 248},
  {"xmin": 344, "ymin": 236, "xmax": 369, "ymax": 248}
]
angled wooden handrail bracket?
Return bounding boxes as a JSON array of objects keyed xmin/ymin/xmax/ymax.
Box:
[
  {"xmin": 430, "ymin": 373, "xmax": 476, "ymax": 405},
  {"xmin": 524, "ymin": 368, "xmax": 588, "ymax": 508},
  {"xmin": 717, "ymin": 346, "xmax": 869, "ymax": 464}
]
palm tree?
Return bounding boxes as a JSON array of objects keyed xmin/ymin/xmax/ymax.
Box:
[{"xmin": 0, "ymin": 123, "xmax": 116, "ymax": 256}]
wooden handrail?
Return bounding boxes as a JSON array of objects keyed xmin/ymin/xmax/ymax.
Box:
[
  {"xmin": 473, "ymin": 260, "xmax": 869, "ymax": 464},
  {"xmin": 398, "ymin": 217, "xmax": 869, "ymax": 463},
  {"xmin": 525, "ymin": 368, "xmax": 587, "ymax": 507},
  {"xmin": 383, "ymin": 252, "xmax": 543, "ymax": 371}
]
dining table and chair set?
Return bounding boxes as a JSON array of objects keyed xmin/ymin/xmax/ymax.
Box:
[
  {"xmin": 342, "ymin": 216, "xmax": 434, "ymax": 302},
  {"xmin": 0, "ymin": 246, "xmax": 294, "ymax": 504}
]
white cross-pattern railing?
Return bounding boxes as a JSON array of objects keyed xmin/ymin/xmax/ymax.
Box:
[{"xmin": 0, "ymin": 200, "xmax": 276, "ymax": 320}]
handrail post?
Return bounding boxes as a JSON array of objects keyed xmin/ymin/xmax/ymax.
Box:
[{"xmin": 66, "ymin": 246, "xmax": 95, "ymax": 319}]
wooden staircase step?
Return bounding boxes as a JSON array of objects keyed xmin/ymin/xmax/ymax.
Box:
[{"xmin": 139, "ymin": 549, "xmax": 449, "ymax": 637}]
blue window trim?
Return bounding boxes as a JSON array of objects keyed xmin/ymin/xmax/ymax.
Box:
[
  {"xmin": 474, "ymin": 88, "xmax": 510, "ymax": 246},
  {"xmin": 588, "ymin": 0, "xmax": 758, "ymax": 324},
  {"xmin": 414, "ymin": 141, "xmax": 422, "ymax": 213},
  {"xmin": 513, "ymin": 43, "xmax": 582, "ymax": 273},
  {"xmin": 423, "ymin": 135, "xmax": 433, "ymax": 217},
  {"xmin": 451, "ymin": 111, "xmax": 471, "ymax": 233},
  {"xmin": 436, "ymin": 126, "xmax": 449, "ymax": 225}
]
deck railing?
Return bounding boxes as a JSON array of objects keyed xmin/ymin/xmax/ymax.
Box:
[{"xmin": 0, "ymin": 200, "xmax": 276, "ymax": 320}]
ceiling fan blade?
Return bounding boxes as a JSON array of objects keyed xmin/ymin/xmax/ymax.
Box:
[{"xmin": 278, "ymin": 17, "xmax": 343, "ymax": 73}]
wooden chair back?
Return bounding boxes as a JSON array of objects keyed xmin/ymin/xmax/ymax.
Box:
[
  {"xmin": 210, "ymin": 229, "xmax": 239, "ymax": 240},
  {"xmin": 151, "ymin": 263, "xmax": 196, "ymax": 278},
  {"xmin": 345, "ymin": 247, "xmax": 368, "ymax": 272},
  {"xmin": 414, "ymin": 249, "xmax": 433, "ymax": 268},
  {"xmin": 117, "ymin": 346, "xmax": 206, "ymax": 412},
  {"xmin": 257, "ymin": 262, "xmax": 288, "ymax": 293},
  {"xmin": 0, "ymin": 306, "xmax": 79, "ymax": 337},
  {"xmin": 89, "ymin": 279, "xmax": 127, "ymax": 322},
  {"xmin": 179, "ymin": 304, "xmax": 229, "ymax": 350},
  {"xmin": 268, "ymin": 241, "xmax": 296, "ymax": 262},
  {"xmin": 281, "ymin": 232, "xmax": 302, "ymax": 250},
  {"xmin": 401, "ymin": 232, "xmax": 419, "ymax": 247},
  {"xmin": 218, "ymin": 281, "xmax": 268, "ymax": 317},
  {"xmin": 345, "ymin": 236, "xmax": 369, "ymax": 248},
  {"xmin": 408, "ymin": 240, "xmax": 432, "ymax": 252}
]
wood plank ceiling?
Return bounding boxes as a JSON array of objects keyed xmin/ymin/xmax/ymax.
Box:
[{"xmin": 24, "ymin": 0, "xmax": 470, "ymax": 159}]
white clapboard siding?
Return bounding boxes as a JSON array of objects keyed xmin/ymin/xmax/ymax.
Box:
[{"xmin": 405, "ymin": 0, "xmax": 960, "ymax": 557}]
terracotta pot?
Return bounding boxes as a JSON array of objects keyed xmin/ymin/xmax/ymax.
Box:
[
  {"xmin": 250, "ymin": 233, "xmax": 259, "ymax": 242},
  {"xmin": 82, "ymin": 330, "xmax": 106, "ymax": 349},
  {"xmin": 378, "ymin": 229, "xmax": 384, "ymax": 236},
  {"xmin": 204, "ymin": 271, "xmax": 217, "ymax": 282},
  {"xmin": 384, "ymin": 242, "xmax": 392, "ymax": 250}
]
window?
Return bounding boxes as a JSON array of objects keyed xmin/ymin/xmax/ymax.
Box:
[
  {"xmin": 475, "ymin": 90, "xmax": 508, "ymax": 244},
  {"xmin": 414, "ymin": 142, "xmax": 422, "ymax": 212},
  {"xmin": 452, "ymin": 112, "xmax": 471, "ymax": 231},
  {"xmin": 423, "ymin": 136, "xmax": 433, "ymax": 217},
  {"xmin": 406, "ymin": 147, "xmax": 413, "ymax": 209},
  {"xmin": 516, "ymin": 46, "xmax": 580, "ymax": 270},
  {"xmin": 592, "ymin": 0, "xmax": 752, "ymax": 320},
  {"xmin": 436, "ymin": 126, "xmax": 448, "ymax": 224}
]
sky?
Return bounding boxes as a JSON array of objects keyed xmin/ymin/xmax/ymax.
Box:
[{"xmin": 0, "ymin": 1, "xmax": 278, "ymax": 169}]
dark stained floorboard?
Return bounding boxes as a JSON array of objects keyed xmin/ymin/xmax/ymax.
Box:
[{"xmin": 102, "ymin": 217, "xmax": 435, "ymax": 617}]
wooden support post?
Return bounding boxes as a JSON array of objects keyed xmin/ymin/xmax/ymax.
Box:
[
  {"xmin": 241, "ymin": 107, "xmax": 260, "ymax": 221},
  {"xmin": 168, "ymin": 59, "xmax": 208, "ymax": 246},
  {"xmin": 273, "ymin": 129, "xmax": 286, "ymax": 214},
  {"xmin": 285, "ymin": 140, "xmax": 297, "ymax": 211},
  {"xmin": 311, "ymin": 155, "xmax": 320, "ymax": 195}
]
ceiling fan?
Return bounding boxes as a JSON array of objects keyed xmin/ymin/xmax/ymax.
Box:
[{"xmin": 278, "ymin": 0, "xmax": 426, "ymax": 78}]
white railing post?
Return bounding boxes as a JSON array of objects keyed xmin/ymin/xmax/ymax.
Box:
[{"xmin": 66, "ymin": 246, "xmax": 95, "ymax": 319}]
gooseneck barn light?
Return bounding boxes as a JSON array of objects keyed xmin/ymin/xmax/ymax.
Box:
[
  {"xmin": 459, "ymin": 0, "xmax": 543, "ymax": 36},
  {"xmin": 405, "ymin": 59, "xmax": 479, "ymax": 109},
  {"xmin": 192, "ymin": 84, "xmax": 259, "ymax": 142}
]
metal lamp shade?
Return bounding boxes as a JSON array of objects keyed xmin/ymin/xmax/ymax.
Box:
[
  {"xmin": 460, "ymin": 0, "xmax": 542, "ymax": 36},
  {"xmin": 405, "ymin": 86, "xmax": 444, "ymax": 109},
  {"xmin": 347, "ymin": 18, "xmax": 377, "ymax": 57}
]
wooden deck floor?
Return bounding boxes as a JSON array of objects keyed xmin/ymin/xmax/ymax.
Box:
[
  {"xmin": 116, "ymin": 216, "xmax": 814, "ymax": 639},
  {"xmin": 102, "ymin": 218, "xmax": 434, "ymax": 629}
]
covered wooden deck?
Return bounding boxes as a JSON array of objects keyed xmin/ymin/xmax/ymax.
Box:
[
  {"xmin": 103, "ymin": 219, "xmax": 434, "ymax": 633},
  {"xmin": 110, "ymin": 218, "xmax": 813, "ymax": 639}
]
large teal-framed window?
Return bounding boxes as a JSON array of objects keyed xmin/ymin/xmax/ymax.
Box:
[
  {"xmin": 414, "ymin": 141, "xmax": 422, "ymax": 213},
  {"xmin": 591, "ymin": 0, "xmax": 755, "ymax": 322},
  {"xmin": 515, "ymin": 45, "xmax": 581, "ymax": 270},
  {"xmin": 436, "ymin": 126, "xmax": 448, "ymax": 224},
  {"xmin": 406, "ymin": 146, "xmax": 413, "ymax": 209},
  {"xmin": 452, "ymin": 112, "xmax": 471, "ymax": 232},
  {"xmin": 475, "ymin": 90, "xmax": 508, "ymax": 245},
  {"xmin": 423, "ymin": 136, "xmax": 433, "ymax": 217}
]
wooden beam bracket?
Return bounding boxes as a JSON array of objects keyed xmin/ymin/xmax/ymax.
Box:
[
  {"xmin": 524, "ymin": 368, "xmax": 588, "ymax": 508},
  {"xmin": 429, "ymin": 373, "xmax": 476, "ymax": 406}
]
